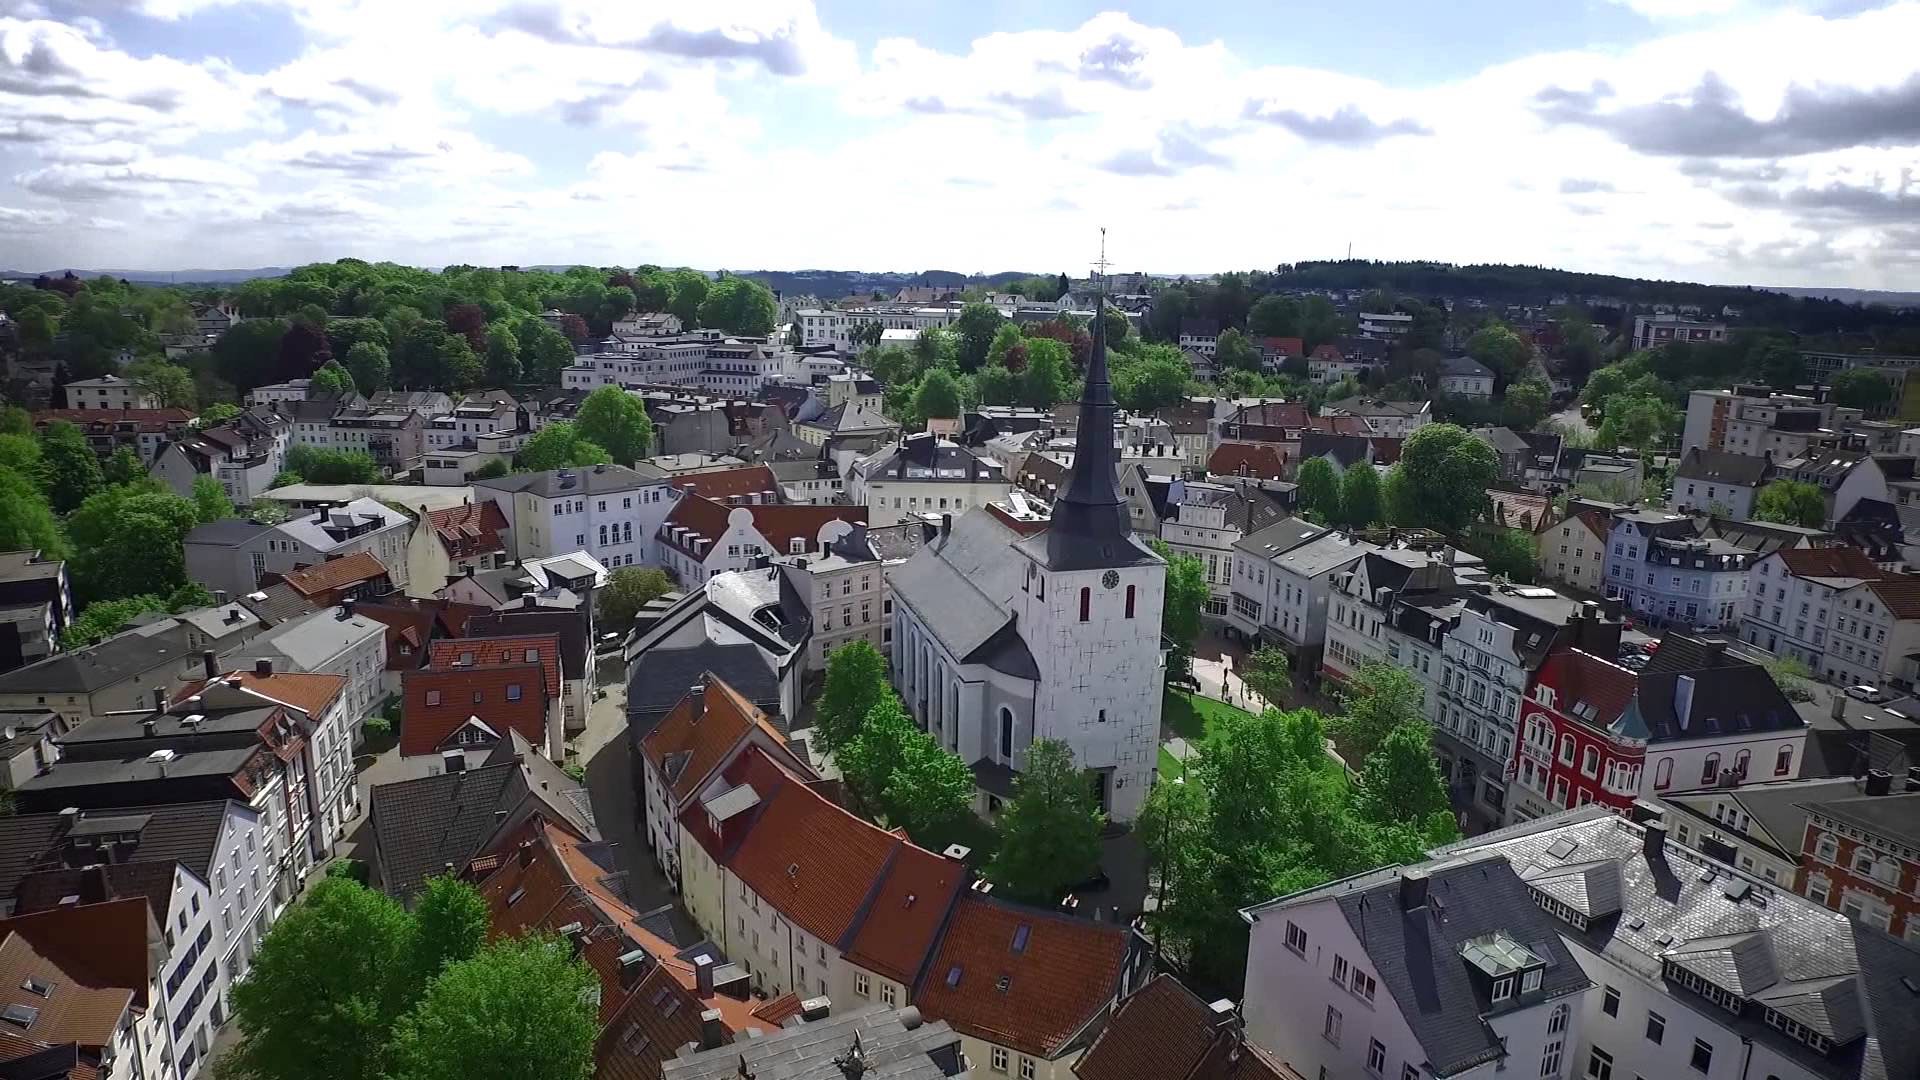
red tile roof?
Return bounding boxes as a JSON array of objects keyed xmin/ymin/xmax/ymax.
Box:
[
  {"xmin": 0, "ymin": 933, "xmax": 131, "ymax": 1052},
  {"xmin": 0, "ymin": 896, "xmax": 155, "ymax": 1013},
  {"xmin": 34, "ymin": 408, "xmax": 193, "ymax": 430},
  {"xmin": 1774, "ymin": 546, "xmax": 1887, "ymax": 581},
  {"xmin": 1230, "ymin": 402, "xmax": 1307, "ymax": 429},
  {"xmin": 1538, "ymin": 649, "xmax": 1640, "ymax": 732},
  {"xmin": 1541, "ymin": 508, "xmax": 1610, "ymax": 540},
  {"xmin": 843, "ymin": 840, "xmax": 966, "ymax": 985},
  {"xmin": 641, "ymin": 681, "xmax": 796, "ymax": 805},
  {"xmin": 280, "ymin": 550, "xmax": 390, "ymax": 598},
  {"xmin": 668, "ymin": 465, "xmax": 782, "ymax": 503},
  {"xmin": 1310, "ymin": 343, "xmax": 1343, "ymax": 361},
  {"xmin": 1206, "ymin": 443, "xmax": 1288, "ymax": 482},
  {"xmin": 751, "ymin": 993, "xmax": 805, "ymax": 1026},
  {"xmin": 424, "ymin": 501, "xmax": 508, "ymax": 560},
  {"xmin": 1487, "ymin": 488, "xmax": 1551, "ymax": 531},
  {"xmin": 912, "ymin": 893, "xmax": 1131, "ymax": 1060},
  {"xmin": 747, "ymin": 503, "xmax": 867, "ymax": 554},
  {"xmin": 657, "ymin": 494, "xmax": 733, "ymax": 558},
  {"xmin": 400, "ymin": 664, "xmax": 549, "ymax": 757},
  {"xmin": 177, "ymin": 669, "xmax": 346, "ymax": 719},
  {"xmin": 1256, "ymin": 337, "xmax": 1304, "ymax": 358},
  {"xmin": 428, "ymin": 634, "xmax": 562, "ymax": 700},
  {"xmin": 1073, "ymin": 973, "xmax": 1301, "ymax": 1080},
  {"xmin": 1866, "ymin": 577, "xmax": 1920, "ymax": 620},
  {"xmin": 1305, "ymin": 414, "xmax": 1372, "ymax": 436},
  {"xmin": 721, "ymin": 777, "xmax": 899, "ymax": 947}
]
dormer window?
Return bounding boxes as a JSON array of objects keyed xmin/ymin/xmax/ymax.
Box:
[{"xmin": 1491, "ymin": 976, "xmax": 1512, "ymax": 1002}]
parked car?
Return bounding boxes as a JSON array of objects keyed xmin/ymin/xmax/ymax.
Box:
[{"xmin": 1845, "ymin": 684, "xmax": 1892, "ymax": 703}]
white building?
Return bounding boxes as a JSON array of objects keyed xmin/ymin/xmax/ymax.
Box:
[
  {"xmin": 1633, "ymin": 313, "xmax": 1727, "ymax": 351},
  {"xmin": 62, "ymin": 374, "xmax": 159, "ymax": 411},
  {"xmin": 851, "ymin": 434, "xmax": 1009, "ymax": 529},
  {"xmin": 1439, "ymin": 355, "xmax": 1495, "ymax": 397},
  {"xmin": 1740, "ymin": 547, "xmax": 1889, "ymax": 677},
  {"xmin": 1825, "ymin": 577, "xmax": 1920, "ymax": 690},
  {"xmin": 656, "ymin": 496, "xmax": 868, "ymax": 584},
  {"xmin": 1227, "ymin": 521, "xmax": 1373, "ymax": 678},
  {"xmin": 218, "ymin": 606, "xmax": 387, "ymax": 739},
  {"xmin": 474, "ymin": 464, "xmax": 675, "ymax": 570},
  {"xmin": 1356, "ymin": 310, "xmax": 1413, "ymax": 339},
  {"xmin": 887, "ymin": 309, "xmax": 1164, "ymax": 822}
]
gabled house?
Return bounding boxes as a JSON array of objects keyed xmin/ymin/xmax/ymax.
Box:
[
  {"xmin": 0, "ymin": 550, "xmax": 72, "ymax": 674},
  {"xmin": 1674, "ymin": 448, "xmax": 1770, "ymax": 518},
  {"xmin": 1738, "ymin": 545, "xmax": 1888, "ymax": 673},
  {"xmin": 0, "ymin": 897, "xmax": 163, "ymax": 1080},
  {"xmin": 1073, "ymin": 972, "xmax": 1300, "ymax": 1080},
  {"xmin": 404, "ymin": 500, "xmax": 510, "ymax": 599},
  {"xmin": 656, "ymin": 495, "xmax": 867, "ymax": 584},
  {"xmin": 400, "ymin": 650, "xmax": 559, "ymax": 772}
]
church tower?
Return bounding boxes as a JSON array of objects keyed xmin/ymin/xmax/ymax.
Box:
[{"xmin": 1013, "ymin": 291, "xmax": 1166, "ymax": 822}]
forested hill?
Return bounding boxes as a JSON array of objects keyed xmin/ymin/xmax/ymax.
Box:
[{"xmin": 1260, "ymin": 260, "xmax": 1920, "ymax": 336}]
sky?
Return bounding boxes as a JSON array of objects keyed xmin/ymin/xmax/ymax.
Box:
[{"xmin": 0, "ymin": 0, "xmax": 1917, "ymax": 288}]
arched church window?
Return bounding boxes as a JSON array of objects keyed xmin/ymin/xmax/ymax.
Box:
[
  {"xmin": 1000, "ymin": 708, "xmax": 1014, "ymax": 760},
  {"xmin": 1079, "ymin": 587, "xmax": 1091, "ymax": 623},
  {"xmin": 1125, "ymin": 584, "xmax": 1136, "ymax": 619}
]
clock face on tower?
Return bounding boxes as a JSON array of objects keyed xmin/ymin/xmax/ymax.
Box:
[{"xmin": 1102, "ymin": 570, "xmax": 1120, "ymax": 590}]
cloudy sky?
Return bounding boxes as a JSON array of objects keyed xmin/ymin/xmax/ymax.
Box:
[{"xmin": 1, "ymin": 0, "xmax": 1916, "ymax": 287}]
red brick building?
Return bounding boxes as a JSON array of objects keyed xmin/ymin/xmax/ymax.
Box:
[{"xmin": 1793, "ymin": 773, "xmax": 1920, "ymax": 942}]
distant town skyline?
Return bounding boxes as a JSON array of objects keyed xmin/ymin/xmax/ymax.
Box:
[{"xmin": 1, "ymin": 0, "xmax": 1916, "ymax": 288}]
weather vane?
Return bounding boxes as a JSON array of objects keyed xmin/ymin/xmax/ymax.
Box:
[{"xmin": 1091, "ymin": 227, "xmax": 1111, "ymax": 285}]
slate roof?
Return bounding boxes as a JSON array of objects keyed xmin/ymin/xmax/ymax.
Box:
[
  {"xmin": 912, "ymin": 893, "xmax": 1131, "ymax": 1061},
  {"xmin": 182, "ymin": 518, "xmax": 275, "ymax": 548},
  {"xmin": 1807, "ymin": 791, "xmax": 1920, "ymax": 848},
  {"xmin": 1677, "ymin": 448, "xmax": 1770, "ymax": 487},
  {"xmin": 1439, "ymin": 807, "xmax": 1920, "ymax": 1080},
  {"xmin": 1661, "ymin": 776, "xmax": 1865, "ymax": 862},
  {"xmin": 1440, "ymin": 355, "xmax": 1494, "ymax": 379},
  {"xmin": 0, "ymin": 801, "xmax": 236, "ymax": 909},
  {"xmin": 887, "ymin": 511, "xmax": 1038, "ymax": 681},
  {"xmin": 1298, "ymin": 433, "xmax": 1372, "ymax": 469},
  {"xmin": 662, "ymin": 1004, "xmax": 966, "ymax": 1080},
  {"xmin": 0, "ymin": 624, "xmax": 191, "ymax": 696},
  {"xmin": 472, "ymin": 464, "xmax": 662, "ymax": 499}
]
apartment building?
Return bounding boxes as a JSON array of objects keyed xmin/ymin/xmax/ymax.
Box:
[
  {"xmin": 474, "ymin": 464, "xmax": 675, "ymax": 570},
  {"xmin": 1602, "ymin": 511, "xmax": 1754, "ymax": 631},
  {"xmin": 1795, "ymin": 771, "xmax": 1920, "ymax": 941},
  {"xmin": 1740, "ymin": 546, "xmax": 1888, "ymax": 676}
]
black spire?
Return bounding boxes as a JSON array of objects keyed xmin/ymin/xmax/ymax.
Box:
[{"xmin": 1041, "ymin": 291, "xmax": 1140, "ymax": 569}]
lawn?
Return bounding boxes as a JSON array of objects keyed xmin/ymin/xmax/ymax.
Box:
[{"xmin": 1157, "ymin": 689, "xmax": 1255, "ymax": 780}]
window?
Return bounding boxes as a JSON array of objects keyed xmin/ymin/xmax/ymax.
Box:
[
  {"xmin": 1523, "ymin": 969, "xmax": 1542, "ymax": 993},
  {"xmin": 1586, "ymin": 1046, "xmax": 1612, "ymax": 1080},
  {"xmin": 881, "ymin": 984, "xmax": 895, "ymax": 1007},
  {"xmin": 1645, "ymin": 1011, "xmax": 1665, "ymax": 1044},
  {"xmin": 999, "ymin": 708, "xmax": 1014, "ymax": 760},
  {"xmin": 426, "ymin": 689, "xmax": 442, "ymax": 706},
  {"xmin": 1019, "ymin": 1059, "xmax": 1035, "ymax": 1080},
  {"xmin": 1079, "ymin": 587, "xmax": 1090, "ymax": 622},
  {"xmin": 1333, "ymin": 955, "xmax": 1349, "ymax": 984},
  {"xmin": 1285, "ymin": 921, "xmax": 1308, "ymax": 956},
  {"xmin": 1690, "ymin": 1039, "xmax": 1713, "ymax": 1073},
  {"xmin": 1403, "ymin": 1069, "xmax": 1418, "ymax": 1080},
  {"xmin": 1602, "ymin": 986, "xmax": 1619, "ymax": 1016},
  {"xmin": 1350, "ymin": 968, "xmax": 1376, "ymax": 1002},
  {"xmin": 1655, "ymin": 758, "xmax": 1673, "ymax": 788},
  {"xmin": 856, "ymin": 973, "xmax": 870, "ymax": 998},
  {"xmin": 1549, "ymin": 1002, "xmax": 1569, "ymax": 1034},
  {"xmin": 1734, "ymin": 749, "xmax": 1750, "ymax": 778},
  {"xmin": 1367, "ymin": 1039, "xmax": 1387, "ymax": 1075},
  {"xmin": 1808, "ymin": 876, "xmax": 1830, "ymax": 904},
  {"xmin": 1582, "ymin": 747, "xmax": 1599, "ymax": 778},
  {"xmin": 1814, "ymin": 834, "xmax": 1839, "ymax": 863},
  {"xmin": 1774, "ymin": 746, "xmax": 1793, "ymax": 776},
  {"xmin": 1322, "ymin": 1005, "xmax": 1342, "ymax": 1045},
  {"xmin": 1559, "ymin": 734, "xmax": 1575, "ymax": 765},
  {"xmin": 990, "ymin": 1047, "xmax": 1007, "ymax": 1074},
  {"xmin": 1492, "ymin": 976, "xmax": 1513, "ymax": 1002},
  {"xmin": 1125, "ymin": 584, "xmax": 1136, "ymax": 618},
  {"xmin": 1701, "ymin": 753, "xmax": 1720, "ymax": 785}
]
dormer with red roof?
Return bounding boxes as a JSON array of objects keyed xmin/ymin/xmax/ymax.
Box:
[{"xmin": 406, "ymin": 500, "xmax": 509, "ymax": 594}]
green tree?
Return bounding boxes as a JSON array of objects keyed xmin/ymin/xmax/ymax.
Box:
[
  {"xmin": 695, "ymin": 277, "xmax": 776, "ymax": 336},
  {"xmin": 405, "ymin": 875, "xmax": 491, "ymax": 1001},
  {"xmin": 1247, "ymin": 295, "xmax": 1302, "ymax": 337},
  {"xmin": 37, "ymin": 421, "xmax": 103, "ymax": 514},
  {"xmin": 1241, "ymin": 645, "xmax": 1292, "ymax": 708},
  {"xmin": 595, "ymin": 566, "xmax": 675, "ymax": 632},
  {"xmin": 952, "ymin": 302, "xmax": 1006, "ymax": 372},
  {"xmin": 976, "ymin": 365, "xmax": 1019, "ymax": 406},
  {"xmin": 1762, "ymin": 655, "xmax": 1814, "ymax": 703},
  {"xmin": 1753, "ymin": 341, "xmax": 1806, "ymax": 388},
  {"xmin": 285, "ymin": 445, "xmax": 381, "ymax": 485},
  {"xmin": 1150, "ymin": 539, "xmax": 1207, "ymax": 683},
  {"xmin": 518, "ymin": 422, "xmax": 611, "ymax": 472},
  {"xmin": 1502, "ymin": 376, "xmax": 1552, "ymax": 429},
  {"xmin": 1390, "ymin": 423, "xmax": 1496, "ymax": 533},
  {"xmin": 1020, "ymin": 337, "xmax": 1073, "ymax": 410},
  {"xmin": 127, "ymin": 359, "xmax": 197, "ymax": 408},
  {"xmin": 1147, "ymin": 287, "xmax": 1191, "ymax": 342},
  {"xmin": 837, "ymin": 697, "xmax": 975, "ymax": 849},
  {"xmin": 1299, "ymin": 295, "xmax": 1345, "ymax": 350},
  {"xmin": 0, "ymin": 468, "xmax": 64, "ymax": 556},
  {"xmin": 1596, "ymin": 393, "xmax": 1678, "ymax": 454},
  {"xmin": 1113, "ymin": 345, "xmax": 1190, "ymax": 412},
  {"xmin": 344, "ymin": 341, "xmax": 390, "ymax": 395},
  {"xmin": 166, "ymin": 582, "xmax": 214, "ymax": 612},
  {"xmin": 197, "ymin": 402, "xmax": 241, "ymax": 428},
  {"xmin": 1351, "ymin": 721, "xmax": 1457, "ymax": 844},
  {"xmin": 515, "ymin": 322, "xmax": 577, "ymax": 385},
  {"xmin": 483, "ymin": 324, "xmax": 521, "ymax": 386},
  {"xmin": 815, "ymin": 640, "xmax": 889, "ymax": 754},
  {"xmin": 573, "ymin": 387, "xmax": 653, "ymax": 466},
  {"xmin": 309, "ymin": 360, "xmax": 356, "ymax": 397},
  {"xmin": 987, "ymin": 739, "xmax": 1103, "ymax": 904},
  {"xmin": 1296, "ymin": 457, "xmax": 1339, "ymax": 523},
  {"xmin": 1214, "ymin": 328, "xmax": 1261, "ymax": 372},
  {"xmin": 224, "ymin": 877, "xmax": 416, "ymax": 1080},
  {"xmin": 211, "ymin": 318, "xmax": 290, "ymax": 394},
  {"xmin": 270, "ymin": 470, "xmax": 303, "ymax": 489},
  {"xmin": 1474, "ymin": 528, "xmax": 1538, "ymax": 583},
  {"xmin": 0, "ymin": 407, "xmax": 31, "ymax": 436},
  {"xmin": 60, "ymin": 595, "xmax": 165, "ymax": 649},
  {"xmin": 913, "ymin": 367, "xmax": 964, "ymax": 424},
  {"xmin": 468, "ymin": 459, "xmax": 510, "ymax": 480},
  {"xmin": 101, "ymin": 446, "xmax": 144, "ymax": 485},
  {"xmin": 1831, "ymin": 367, "xmax": 1894, "ymax": 411},
  {"xmin": 1466, "ymin": 323, "xmax": 1532, "ymax": 384},
  {"xmin": 1331, "ymin": 662, "xmax": 1425, "ymax": 764},
  {"xmin": 192, "ymin": 475, "xmax": 235, "ymax": 523},
  {"xmin": 986, "ymin": 323, "xmax": 1026, "ymax": 370},
  {"xmin": 385, "ymin": 935, "xmax": 598, "ymax": 1080},
  {"xmin": 1337, "ymin": 462, "xmax": 1383, "ymax": 528},
  {"xmin": 66, "ymin": 484, "xmax": 199, "ymax": 602},
  {"xmin": 1753, "ymin": 480, "xmax": 1827, "ymax": 528}
]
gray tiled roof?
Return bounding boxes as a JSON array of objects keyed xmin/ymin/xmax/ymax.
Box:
[
  {"xmin": 626, "ymin": 643, "xmax": 780, "ymax": 724},
  {"xmin": 662, "ymin": 1004, "xmax": 966, "ymax": 1080},
  {"xmin": 0, "ymin": 623, "xmax": 191, "ymax": 695},
  {"xmin": 888, "ymin": 511, "xmax": 1035, "ymax": 679},
  {"xmin": 0, "ymin": 800, "xmax": 236, "ymax": 903},
  {"xmin": 472, "ymin": 464, "xmax": 662, "ymax": 499}
]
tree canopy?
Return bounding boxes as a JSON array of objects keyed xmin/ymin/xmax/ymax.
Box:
[
  {"xmin": 987, "ymin": 739, "xmax": 1103, "ymax": 904},
  {"xmin": 1831, "ymin": 367, "xmax": 1894, "ymax": 411},
  {"xmin": 815, "ymin": 640, "xmax": 890, "ymax": 754},
  {"xmin": 573, "ymin": 387, "xmax": 654, "ymax": 466},
  {"xmin": 1150, "ymin": 539, "xmax": 1208, "ymax": 683},
  {"xmin": 697, "ymin": 277, "xmax": 778, "ymax": 336},
  {"xmin": 1296, "ymin": 457, "xmax": 1339, "ymax": 523},
  {"xmin": 1753, "ymin": 479, "xmax": 1827, "ymax": 528},
  {"xmin": 836, "ymin": 696, "xmax": 975, "ymax": 851},
  {"xmin": 595, "ymin": 566, "xmax": 676, "ymax": 632},
  {"xmin": 1386, "ymin": 424, "xmax": 1497, "ymax": 533},
  {"xmin": 286, "ymin": 445, "xmax": 381, "ymax": 485},
  {"xmin": 517, "ymin": 423, "xmax": 611, "ymax": 472}
]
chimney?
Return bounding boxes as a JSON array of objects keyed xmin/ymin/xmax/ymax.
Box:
[
  {"xmin": 141, "ymin": 718, "xmax": 157, "ymax": 738},
  {"xmin": 1399, "ymin": 868, "xmax": 1429, "ymax": 911},
  {"xmin": 699, "ymin": 1009, "xmax": 725, "ymax": 1050},
  {"xmin": 338, "ymin": 599, "xmax": 356, "ymax": 620},
  {"xmin": 798, "ymin": 997, "xmax": 830, "ymax": 1022},
  {"xmin": 1674, "ymin": 675, "xmax": 1696, "ymax": 731},
  {"xmin": 1628, "ymin": 800, "xmax": 1664, "ymax": 826},
  {"xmin": 694, "ymin": 953, "xmax": 715, "ymax": 996},
  {"xmin": 1207, "ymin": 998, "xmax": 1237, "ymax": 1032},
  {"xmin": 687, "ymin": 682, "xmax": 706, "ymax": 722},
  {"xmin": 152, "ymin": 686, "xmax": 167, "ymax": 714},
  {"xmin": 1643, "ymin": 821, "xmax": 1668, "ymax": 861},
  {"xmin": 941, "ymin": 513, "xmax": 952, "ymax": 537},
  {"xmin": 441, "ymin": 748, "xmax": 466, "ymax": 774},
  {"xmin": 215, "ymin": 590, "xmax": 229, "ymax": 605},
  {"xmin": 1864, "ymin": 769, "xmax": 1893, "ymax": 797},
  {"xmin": 464, "ymin": 564, "xmax": 475, "ymax": 578},
  {"xmin": 254, "ymin": 658, "xmax": 273, "ymax": 677},
  {"xmin": 617, "ymin": 949, "xmax": 650, "ymax": 990}
]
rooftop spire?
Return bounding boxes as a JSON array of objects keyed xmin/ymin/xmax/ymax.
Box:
[{"xmin": 1042, "ymin": 233, "xmax": 1134, "ymax": 569}]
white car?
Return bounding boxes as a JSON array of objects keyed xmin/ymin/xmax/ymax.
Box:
[{"xmin": 1845, "ymin": 684, "xmax": 1892, "ymax": 703}]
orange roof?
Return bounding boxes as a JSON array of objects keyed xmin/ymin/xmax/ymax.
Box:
[
  {"xmin": 0, "ymin": 898, "xmax": 154, "ymax": 1013},
  {"xmin": 281, "ymin": 550, "xmax": 389, "ymax": 597},
  {"xmin": 751, "ymin": 993, "xmax": 806, "ymax": 1026},
  {"xmin": 1866, "ymin": 576, "xmax": 1920, "ymax": 620},
  {"xmin": 668, "ymin": 465, "xmax": 782, "ymax": 503},
  {"xmin": 1072, "ymin": 973, "xmax": 1227, "ymax": 1080},
  {"xmin": 1774, "ymin": 546, "xmax": 1887, "ymax": 581},
  {"xmin": 722, "ymin": 778, "xmax": 899, "ymax": 946},
  {"xmin": 1256, "ymin": 336, "xmax": 1304, "ymax": 357},
  {"xmin": 428, "ymin": 634, "xmax": 562, "ymax": 700},
  {"xmin": 1487, "ymin": 488, "xmax": 1550, "ymax": 531},
  {"xmin": 913, "ymin": 893, "xmax": 1131, "ymax": 1060},
  {"xmin": 843, "ymin": 840, "xmax": 966, "ymax": 985},
  {"xmin": 658, "ymin": 494, "xmax": 866, "ymax": 560},
  {"xmin": 641, "ymin": 680, "xmax": 794, "ymax": 805},
  {"xmin": 0, "ymin": 934, "xmax": 131, "ymax": 1052},
  {"xmin": 1206, "ymin": 443, "xmax": 1288, "ymax": 481},
  {"xmin": 177, "ymin": 669, "xmax": 346, "ymax": 718},
  {"xmin": 424, "ymin": 501, "xmax": 508, "ymax": 559},
  {"xmin": 400, "ymin": 664, "xmax": 548, "ymax": 757}
]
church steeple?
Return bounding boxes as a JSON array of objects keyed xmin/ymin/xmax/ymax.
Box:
[{"xmin": 1041, "ymin": 288, "xmax": 1144, "ymax": 569}]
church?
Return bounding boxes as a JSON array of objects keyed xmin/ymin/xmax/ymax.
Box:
[{"xmin": 887, "ymin": 296, "xmax": 1166, "ymax": 822}]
